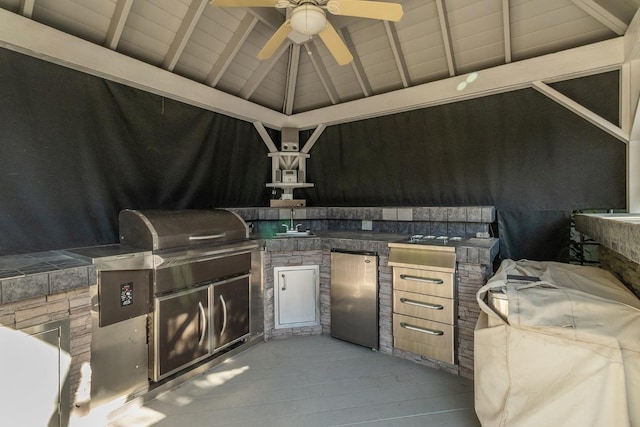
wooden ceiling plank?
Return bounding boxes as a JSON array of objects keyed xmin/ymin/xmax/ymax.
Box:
[
  {"xmin": 503, "ymin": 0, "xmax": 512, "ymax": 63},
  {"xmin": 19, "ymin": 0, "xmax": 34, "ymax": 18},
  {"xmin": 384, "ymin": 21, "xmax": 411, "ymax": 88},
  {"xmin": 301, "ymin": 124, "xmax": 327, "ymax": 154},
  {"xmin": 284, "ymin": 44, "xmax": 301, "ymax": 115},
  {"xmin": 240, "ymin": 41, "xmax": 290, "ymax": 99},
  {"xmin": 435, "ymin": 0, "xmax": 456, "ymax": 77},
  {"xmin": 205, "ymin": 14, "xmax": 258, "ymax": 86},
  {"xmin": 571, "ymin": 0, "xmax": 628, "ymax": 35},
  {"xmin": 340, "ymin": 27, "xmax": 372, "ymax": 97},
  {"xmin": 104, "ymin": 0, "xmax": 134, "ymax": 50},
  {"xmin": 163, "ymin": 0, "xmax": 209, "ymax": 71},
  {"xmin": 305, "ymin": 43, "xmax": 340, "ymax": 104},
  {"xmin": 536, "ymin": 81, "xmax": 627, "ymax": 142}
]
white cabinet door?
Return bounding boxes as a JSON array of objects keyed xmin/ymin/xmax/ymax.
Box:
[{"xmin": 274, "ymin": 265, "xmax": 319, "ymax": 328}]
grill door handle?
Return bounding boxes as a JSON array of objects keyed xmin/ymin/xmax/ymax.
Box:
[
  {"xmin": 198, "ymin": 301, "xmax": 207, "ymax": 346},
  {"xmin": 400, "ymin": 297, "xmax": 444, "ymax": 310},
  {"xmin": 400, "ymin": 322, "xmax": 444, "ymax": 336},
  {"xmin": 400, "ymin": 274, "xmax": 443, "ymax": 284},
  {"xmin": 219, "ymin": 294, "xmax": 227, "ymax": 337},
  {"xmin": 189, "ymin": 233, "xmax": 226, "ymax": 241},
  {"xmin": 281, "ymin": 273, "xmax": 287, "ymax": 291}
]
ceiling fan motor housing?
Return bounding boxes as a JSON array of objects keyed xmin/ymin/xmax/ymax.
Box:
[{"xmin": 290, "ymin": 4, "xmax": 327, "ymax": 35}]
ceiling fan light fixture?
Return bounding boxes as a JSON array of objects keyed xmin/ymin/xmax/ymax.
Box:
[{"xmin": 290, "ymin": 5, "xmax": 327, "ymax": 35}]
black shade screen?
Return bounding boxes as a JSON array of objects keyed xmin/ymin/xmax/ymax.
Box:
[
  {"xmin": 0, "ymin": 49, "xmax": 271, "ymax": 253},
  {"xmin": 0, "ymin": 47, "xmax": 626, "ymax": 261}
]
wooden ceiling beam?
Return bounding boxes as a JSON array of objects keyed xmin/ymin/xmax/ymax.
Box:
[
  {"xmin": 502, "ymin": 0, "xmax": 512, "ymax": 63},
  {"xmin": 19, "ymin": 0, "xmax": 34, "ymax": 18},
  {"xmin": 247, "ymin": 7, "xmax": 284, "ymax": 30},
  {"xmin": 104, "ymin": 0, "xmax": 133, "ymax": 50},
  {"xmin": 283, "ymin": 44, "xmax": 301, "ymax": 115},
  {"xmin": 205, "ymin": 14, "xmax": 258, "ymax": 86},
  {"xmin": 163, "ymin": 0, "xmax": 209, "ymax": 71},
  {"xmin": 532, "ymin": 81, "xmax": 627, "ymax": 142},
  {"xmin": 384, "ymin": 21, "xmax": 411, "ymax": 88},
  {"xmin": 435, "ymin": 0, "xmax": 456, "ymax": 77},
  {"xmin": 571, "ymin": 0, "xmax": 628, "ymax": 35},
  {"xmin": 340, "ymin": 28, "xmax": 372, "ymax": 97},
  {"xmin": 305, "ymin": 42, "xmax": 340, "ymax": 104},
  {"xmin": 240, "ymin": 41, "xmax": 290, "ymax": 99},
  {"xmin": 284, "ymin": 38, "xmax": 624, "ymax": 129}
]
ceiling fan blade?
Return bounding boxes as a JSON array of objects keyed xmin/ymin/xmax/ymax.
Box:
[
  {"xmin": 327, "ymin": 0, "xmax": 403, "ymax": 22},
  {"xmin": 318, "ymin": 22, "xmax": 353, "ymax": 65},
  {"xmin": 209, "ymin": 0, "xmax": 279, "ymax": 7},
  {"xmin": 258, "ymin": 21, "xmax": 292, "ymax": 60}
]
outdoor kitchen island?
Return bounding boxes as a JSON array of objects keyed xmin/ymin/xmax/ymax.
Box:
[
  {"xmin": 235, "ymin": 206, "xmax": 500, "ymax": 379},
  {"xmin": 0, "ymin": 206, "xmax": 499, "ymax": 426}
]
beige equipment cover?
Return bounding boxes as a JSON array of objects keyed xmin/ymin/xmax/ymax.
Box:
[{"xmin": 475, "ymin": 259, "xmax": 640, "ymax": 427}]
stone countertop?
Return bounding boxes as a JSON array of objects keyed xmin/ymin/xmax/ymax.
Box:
[
  {"xmin": 256, "ymin": 231, "xmax": 499, "ymax": 264},
  {"xmin": 0, "ymin": 233, "xmax": 499, "ymax": 306},
  {"xmin": 575, "ymin": 213, "xmax": 640, "ymax": 265},
  {"xmin": 0, "ymin": 251, "xmax": 93, "ymax": 305}
]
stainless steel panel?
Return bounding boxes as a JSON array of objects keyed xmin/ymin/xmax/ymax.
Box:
[
  {"xmin": 330, "ymin": 250, "xmax": 378, "ymax": 349},
  {"xmin": 90, "ymin": 311, "xmax": 149, "ymax": 406},
  {"xmin": 393, "ymin": 313, "xmax": 455, "ymax": 364},
  {"xmin": 393, "ymin": 267, "xmax": 455, "ymax": 299},
  {"xmin": 213, "ymin": 275, "xmax": 250, "ymax": 351},
  {"xmin": 154, "ymin": 252, "xmax": 251, "ymax": 295},
  {"xmin": 388, "ymin": 246, "xmax": 456, "ymax": 272},
  {"xmin": 98, "ymin": 270, "xmax": 151, "ymax": 327},
  {"xmin": 393, "ymin": 290, "xmax": 455, "ymax": 324},
  {"xmin": 150, "ymin": 286, "xmax": 211, "ymax": 381},
  {"xmin": 119, "ymin": 209, "xmax": 249, "ymax": 250}
]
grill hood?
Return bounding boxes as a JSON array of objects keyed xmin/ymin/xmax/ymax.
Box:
[{"xmin": 119, "ymin": 209, "xmax": 249, "ymax": 251}]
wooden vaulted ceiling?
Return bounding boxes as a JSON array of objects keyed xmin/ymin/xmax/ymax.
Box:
[{"xmin": 0, "ymin": 0, "xmax": 639, "ymax": 133}]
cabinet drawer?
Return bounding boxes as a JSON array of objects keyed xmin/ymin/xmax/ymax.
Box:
[
  {"xmin": 393, "ymin": 267, "xmax": 454, "ymax": 298},
  {"xmin": 393, "ymin": 314, "xmax": 455, "ymax": 364},
  {"xmin": 393, "ymin": 290, "xmax": 455, "ymax": 324}
]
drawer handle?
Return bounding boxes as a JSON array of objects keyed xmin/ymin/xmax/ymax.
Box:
[
  {"xmin": 400, "ymin": 297, "xmax": 444, "ymax": 310},
  {"xmin": 400, "ymin": 322, "xmax": 444, "ymax": 336},
  {"xmin": 400, "ymin": 274, "xmax": 444, "ymax": 284}
]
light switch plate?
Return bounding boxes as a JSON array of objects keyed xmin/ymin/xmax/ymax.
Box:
[{"xmin": 362, "ymin": 220, "xmax": 373, "ymax": 231}]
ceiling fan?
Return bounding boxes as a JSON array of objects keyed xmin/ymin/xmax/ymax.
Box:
[{"xmin": 209, "ymin": 0, "xmax": 404, "ymax": 65}]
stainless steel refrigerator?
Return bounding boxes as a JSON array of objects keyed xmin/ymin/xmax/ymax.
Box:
[{"xmin": 330, "ymin": 249, "xmax": 379, "ymax": 349}]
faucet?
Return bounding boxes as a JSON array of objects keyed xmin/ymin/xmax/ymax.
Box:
[
  {"xmin": 281, "ymin": 208, "xmax": 303, "ymax": 232},
  {"xmin": 290, "ymin": 208, "xmax": 295, "ymax": 231}
]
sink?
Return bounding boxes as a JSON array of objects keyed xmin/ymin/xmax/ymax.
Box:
[{"xmin": 275, "ymin": 230, "xmax": 316, "ymax": 238}]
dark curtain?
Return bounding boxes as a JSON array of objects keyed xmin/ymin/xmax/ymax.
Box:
[
  {"xmin": 498, "ymin": 210, "xmax": 572, "ymax": 262},
  {"xmin": 0, "ymin": 47, "xmax": 626, "ymax": 261},
  {"xmin": 301, "ymin": 88, "xmax": 624, "ymax": 210},
  {"xmin": 0, "ymin": 49, "xmax": 271, "ymax": 253},
  {"xmin": 298, "ymin": 78, "xmax": 624, "ymax": 261}
]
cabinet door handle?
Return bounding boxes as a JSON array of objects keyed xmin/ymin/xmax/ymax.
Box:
[
  {"xmin": 400, "ymin": 297, "xmax": 444, "ymax": 310},
  {"xmin": 198, "ymin": 301, "xmax": 207, "ymax": 346},
  {"xmin": 281, "ymin": 273, "xmax": 287, "ymax": 291},
  {"xmin": 400, "ymin": 274, "xmax": 443, "ymax": 284},
  {"xmin": 219, "ymin": 294, "xmax": 227, "ymax": 336},
  {"xmin": 400, "ymin": 322, "xmax": 444, "ymax": 336}
]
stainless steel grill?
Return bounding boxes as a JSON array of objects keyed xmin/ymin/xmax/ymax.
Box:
[{"xmin": 119, "ymin": 209, "xmax": 258, "ymax": 381}]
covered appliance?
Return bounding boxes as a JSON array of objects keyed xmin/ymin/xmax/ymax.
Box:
[
  {"xmin": 475, "ymin": 259, "xmax": 640, "ymax": 427},
  {"xmin": 119, "ymin": 209, "xmax": 258, "ymax": 382}
]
